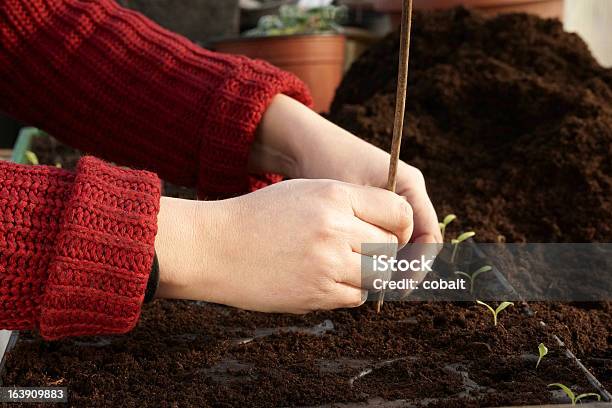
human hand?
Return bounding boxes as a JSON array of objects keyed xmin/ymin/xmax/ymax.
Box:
[
  {"xmin": 154, "ymin": 179, "xmax": 412, "ymax": 312},
  {"xmin": 250, "ymin": 94, "xmax": 441, "ymax": 244}
]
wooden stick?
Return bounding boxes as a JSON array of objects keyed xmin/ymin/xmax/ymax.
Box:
[{"xmin": 376, "ymin": 0, "xmax": 413, "ymax": 314}]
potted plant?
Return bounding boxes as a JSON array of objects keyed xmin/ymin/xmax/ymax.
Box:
[{"xmin": 212, "ymin": 5, "xmax": 347, "ymax": 113}]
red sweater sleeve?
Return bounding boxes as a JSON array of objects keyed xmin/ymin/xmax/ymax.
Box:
[
  {"xmin": 0, "ymin": 157, "xmax": 161, "ymax": 340},
  {"xmin": 0, "ymin": 0, "xmax": 313, "ymax": 198}
]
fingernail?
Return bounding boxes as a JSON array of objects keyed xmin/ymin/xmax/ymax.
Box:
[{"xmin": 360, "ymin": 290, "xmax": 369, "ymax": 305}]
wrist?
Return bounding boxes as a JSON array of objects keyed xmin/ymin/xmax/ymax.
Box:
[
  {"xmin": 250, "ymin": 93, "xmax": 393, "ymax": 187},
  {"xmin": 154, "ymin": 197, "xmax": 209, "ymax": 300},
  {"xmin": 249, "ymin": 94, "xmax": 310, "ymax": 179},
  {"xmin": 266, "ymin": 95, "xmax": 390, "ymax": 185},
  {"xmin": 154, "ymin": 196, "xmax": 238, "ymax": 304}
]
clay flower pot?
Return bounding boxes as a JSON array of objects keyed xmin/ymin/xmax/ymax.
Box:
[
  {"xmin": 374, "ymin": 0, "xmax": 564, "ymax": 20},
  {"xmin": 213, "ymin": 34, "xmax": 346, "ymax": 113}
]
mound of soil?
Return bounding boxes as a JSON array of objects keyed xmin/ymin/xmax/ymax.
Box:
[{"xmin": 330, "ymin": 7, "xmax": 612, "ymax": 243}]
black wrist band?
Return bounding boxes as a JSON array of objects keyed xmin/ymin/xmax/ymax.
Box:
[{"xmin": 144, "ymin": 252, "xmax": 159, "ymax": 303}]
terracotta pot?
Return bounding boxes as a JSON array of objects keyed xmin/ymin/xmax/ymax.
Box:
[
  {"xmin": 374, "ymin": 0, "xmax": 564, "ymax": 20},
  {"xmin": 213, "ymin": 34, "xmax": 346, "ymax": 113}
]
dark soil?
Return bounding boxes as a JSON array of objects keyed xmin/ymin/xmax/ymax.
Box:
[
  {"xmin": 327, "ymin": 8, "xmax": 612, "ymax": 398},
  {"xmin": 4, "ymin": 8, "xmax": 611, "ymax": 407},
  {"xmin": 3, "ymin": 302, "xmax": 604, "ymax": 407},
  {"xmin": 530, "ymin": 302, "xmax": 612, "ymax": 392},
  {"xmin": 330, "ymin": 7, "xmax": 612, "ymax": 244}
]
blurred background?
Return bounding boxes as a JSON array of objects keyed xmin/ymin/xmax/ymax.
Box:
[{"xmin": 1, "ymin": 0, "xmax": 610, "ymax": 148}]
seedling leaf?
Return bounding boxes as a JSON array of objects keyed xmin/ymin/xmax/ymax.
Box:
[
  {"xmin": 25, "ymin": 151, "xmax": 39, "ymax": 165},
  {"xmin": 439, "ymin": 214, "xmax": 457, "ymax": 241},
  {"xmin": 455, "ymin": 265, "xmax": 491, "ymax": 294},
  {"xmin": 547, "ymin": 384, "xmax": 599, "ymax": 405},
  {"xmin": 454, "ymin": 271, "xmax": 471, "ymax": 280},
  {"xmin": 536, "ymin": 343, "xmax": 548, "ymax": 368},
  {"xmin": 450, "ymin": 231, "xmax": 475, "ymax": 264},
  {"xmin": 443, "ymin": 214, "xmax": 456, "ymax": 226},
  {"xmin": 495, "ymin": 301, "xmax": 514, "ymax": 315},
  {"xmin": 575, "ymin": 393, "xmax": 601, "ymax": 404},
  {"xmin": 455, "ymin": 231, "xmax": 475, "ymax": 243},
  {"xmin": 472, "ymin": 265, "xmax": 492, "ymax": 279},
  {"xmin": 476, "ymin": 300, "xmax": 513, "ymax": 326},
  {"xmin": 476, "ymin": 300, "xmax": 496, "ymax": 315},
  {"xmin": 548, "ymin": 383, "xmax": 575, "ymax": 404},
  {"xmin": 471, "ymin": 265, "xmax": 491, "ymax": 294}
]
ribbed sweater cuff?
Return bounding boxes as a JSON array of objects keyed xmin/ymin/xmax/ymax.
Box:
[
  {"xmin": 197, "ymin": 58, "xmax": 313, "ymax": 198},
  {"xmin": 39, "ymin": 157, "xmax": 161, "ymax": 340},
  {"xmin": 0, "ymin": 161, "xmax": 75, "ymax": 331}
]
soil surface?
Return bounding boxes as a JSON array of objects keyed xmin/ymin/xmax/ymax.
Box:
[
  {"xmin": 330, "ymin": 7, "xmax": 612, "ymax": 244},
  {"xmin": 2, "ymin": 302, "xmax": 604, "ymax": 407}
]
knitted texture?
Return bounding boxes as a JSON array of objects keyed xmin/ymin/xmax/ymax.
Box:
[
  {"xmin": 0, "ymin": 0, "xmax": 313, "ymax": 198},
  {"xmin": 0, "ymin": 157, "xmax": 161, "ymax": 340}
]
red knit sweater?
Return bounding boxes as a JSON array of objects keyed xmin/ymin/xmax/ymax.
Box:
[{"xmin": 0, "ymin": 0, "xmax": 312, "ymax": 339}]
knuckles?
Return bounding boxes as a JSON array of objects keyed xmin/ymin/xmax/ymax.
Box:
[{"xmin": 316, "ymin": 181, "xmax": 349, "ymax": 204}]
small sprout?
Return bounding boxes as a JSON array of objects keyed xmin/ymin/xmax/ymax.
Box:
[
  {"xmin": 25, "ymin": 151, "xmax": 39, "ymax": 165},
  {"xmin": 476, "ymin": 300, "xmax": 513, "ymax": 326},
  {"xmin": 536, "ymin": 343, "xmax": 548, "ymax": 368},
  {"xmin": 455, "ymin": 265, "xmax": 492, "ymax": 294},
  {"xmin": 439, "ymin": 214, "xmax": 456, "ymax": 241},
  {"xmin": 450, "ymin": 231, "xmax": 475, "ymax": 263},
  {"xmin": 547, "ymin": 383, "xmax": 601, "ymax": 405}
]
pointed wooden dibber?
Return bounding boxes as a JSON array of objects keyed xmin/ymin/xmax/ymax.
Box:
[{"xmin": 376, "ymin": 0, "xmax": 414, "ymax": 314}]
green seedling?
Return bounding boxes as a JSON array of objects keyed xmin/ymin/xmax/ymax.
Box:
[
  {"xmin": 547, "ymin": 383, "xmax": 601, "ymax": 405},
  {"xmin": 439, "ymin": 214, "xmax": 456, "ymax": 241},
  {"xmin": 455, "ymin": 265, "xmax": 492, "ymax": 294},
  {"xmin": 25, "ymin": 150, "xmax": 39, "ymax": 165},
  {"xmin": 476, "ymin": 300, "xmax": 513, "ymax": 326},
  {"xmin": 536, "ymin": 342, "xmax": 548, "ymax": 368},
  {"xmin": 450, "ymin": 231, "xmax": 475, "ymax": 263}
]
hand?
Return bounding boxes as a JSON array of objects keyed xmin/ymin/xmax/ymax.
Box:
[
  {"xmin": 250, "ymin": 94, "xmax": 441, "ymax": 244},
  {"xmin": 154, "ymin": 179, "xmax": 413, "ymax": 312}
]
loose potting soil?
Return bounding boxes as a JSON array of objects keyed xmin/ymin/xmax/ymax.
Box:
[
  {"xmin": 3, "ymin": 301, "xmax": 609, "ymax": 407},
  {"xmin": 3, "ymin": 7, "xmax": 611, "ymax": 407},
  {"xmin": 330, "ymin": 7, "xmax": 612, "ymax": 243}
]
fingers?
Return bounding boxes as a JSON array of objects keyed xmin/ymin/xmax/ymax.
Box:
[
  {"xmin": 396, "ymin": 166, "xmax": 442, "ymax": 244},
  {"xmin": 320, "ymin": 283, "xmax": 368, "ymax": 309},
  {"xmin": 346, "ymin": 184, "xmax": 414, "ymax": 246},
  {"xmin": 346, "ymin": 217, "xmax": 399, "ymax": 253},
  {"xmin": 336, "ymin": 252, "xmax": 389, "ymax": 291}
]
